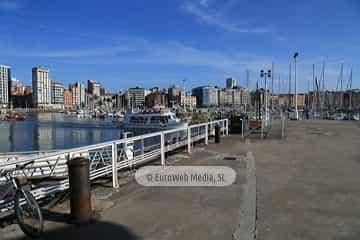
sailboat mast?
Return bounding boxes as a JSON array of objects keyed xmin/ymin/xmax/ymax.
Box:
[
  {"xmin": 340, "ymin": 63, "xmax": 344, "ymax": 109},
  {"xmin": 322, "ymin": 61, "xmax": 325, "ymax": 110},
  {"xmin": 278, "ymin": 74, "xmax": 281, "ymax": 94},
  {"xmin": 349, "ymin": 68, "xmax": 353, "ymax": 110},
  {"xmin": 271, "ymin": 63, "xmax": 274, "ymax": 110},
  {"xmin": 322, "ymin": 61, "xmax": 326, "ymax": 108},
  {"xmin": 312, "ymin": 64, "xmax": 315, "ymax": 110}
]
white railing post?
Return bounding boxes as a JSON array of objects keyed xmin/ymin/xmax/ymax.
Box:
[
  {"xmin": 187, "ymin": 127, "xmax": 191, "ymax": 153},
  {"xmin": 112, "ymin": 142, "xmax": 119, "ymax": 188},
  {"xmin": 205, "ymin": 124, "xmax": 208, "ymax": 145},
  {"xmin": 160, "ymin": 132, "xmax": 165, "ymax": 165},
  {"xmin": 141, "ymin": 137, "xmax": 145, "ymax": 162}
]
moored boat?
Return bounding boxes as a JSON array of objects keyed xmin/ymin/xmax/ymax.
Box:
[
  {"xmin": 3, "ymin": 113, "xmax": 26, "ymax": 121},
  {"xmin": 122, "ymin": 109, "xmax": 188, "ymax": 130}
]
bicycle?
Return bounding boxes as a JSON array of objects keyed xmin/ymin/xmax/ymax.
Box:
[{"xmin": 0, "ymin": 160, "xmax": 43, "ymax": 237}]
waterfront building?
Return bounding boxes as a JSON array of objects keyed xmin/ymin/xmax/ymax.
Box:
[
  {"xmin": 100, "ymin": 87, "xmax": 106, "ymax": 96},
  {"xmin": 51, "ymin": 81, "xmax": 64, "ymax": 109},
  {"xmin": 219, "ymin": 88, "xmax": 233, "ymax": 106},
  {"xmin": 0, "ymin": 65, "xmax": 11, "ymax": 108},
  {"xmin": 217, "ymin": 86, "xmax": 251, "ymax": 107},
  {"xmin": 114, "ymin": 91, "xmax": 128, "ymax": 111},
  {"xmin": 32, "ymin": 66, "xmax": 51, "ymax": 108},
  {"xmin": 11, "ymin": 85, "xmax": 33, "ymax": 108},
  {"xmin": 100, "ymin": 92, "xmax": 115, "ymax": 109},
  {"xmin": 306, "ymin": 90, "xmax": 360, "ymax": 110},
  {"xmin": 145, "ymin": 89, "xmax": 167, "ymax": 109},
  {"xmin": 273, "ymin": 93, "xmax": 305, "ymax": 108},
  {"xmin": 181, "ymin": 92, "xmax": 197, "ymax": 110},
  {"xmin": 168, "ymin": 85, "xmax": 181, "ymax": 107},
  {"xmin": 64, "ymin": 89, "xmax": 73, "ymax": 109},
  {"xmin": 239, "ymin": 87, "xmax": 251, "ymax": 107},
  {"xmin": 87, "ymin": 92, "xmax": 98, "ymax": 110},
  {"xmin": 226, "ymin": 77, "xmax": 236, "ymax": 89},
  {"xmin": 348, "ymin": 89, "xmax": 360, "ymax": 110},
  {"xmin": 192, "ymin": 86, "xmax": 218, "ymax": 107},
  {"xmin": 24, "ymin": 86, "xmax": 32, "ymax": 95},
  {"xmin": 12, "ymin": 93, "xmax": 33, "ymax": 108},
  {"xmin": 70, "ymin": 82, "xmax": 86, "ymax": 108},
  {"xmin": 127, "ymin": 87, "xmax": 147, "ymax": 109},
  {"xmin": 88, "ymin": 80, "xmax": 101, "ymax": 97},
  {"xmin": 10, "ymin": 77, "xmax": 25, "ymax": 96},
  {"xmin": 251, "ymin": 88, "xmax": 270, "ymax": 108}
]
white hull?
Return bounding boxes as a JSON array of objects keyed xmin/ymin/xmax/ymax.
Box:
[{"xmin": 122, "ymin": 121, "xmax": 188, "ymax": 130}]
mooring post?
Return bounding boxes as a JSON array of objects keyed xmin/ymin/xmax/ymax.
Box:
[
  {"xmin": 215, "ymin": 124, "xmax": 221, "ymax": 143},
  {"xmin": 67, "ymin": 157, "xmax": 92, "ymax": 224}
]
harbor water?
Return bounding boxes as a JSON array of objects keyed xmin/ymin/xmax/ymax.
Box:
[{"xmin": 0, "ymin": 113, "xmax": 125, "ymax": 153}]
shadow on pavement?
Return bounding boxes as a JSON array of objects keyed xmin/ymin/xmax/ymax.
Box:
[
  {"xmin": 41, "ymin": 209, "xmax": 70, "ymax": 224},
  {"xmin": 9, "ymin": 219, "xmax": 140, "ymax": 240}
]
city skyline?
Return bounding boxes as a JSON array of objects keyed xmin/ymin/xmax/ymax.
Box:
[{"xmin": 0, "ymin": 0, "xmax": 359, "ymax": 91}]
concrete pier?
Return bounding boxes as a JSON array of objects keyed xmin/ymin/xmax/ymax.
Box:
[{"xmin": 2, "ymin": 120, "xmax": 360, "ymax": 239}]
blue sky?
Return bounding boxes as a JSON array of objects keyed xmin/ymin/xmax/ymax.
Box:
[{"xmin": 1, "ymin": 0, "xmax": 359, "ymax": 92}]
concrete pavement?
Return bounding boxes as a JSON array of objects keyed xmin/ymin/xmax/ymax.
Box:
[
  {"xmin": 2, "ymin": 120, "xmax": 360, "ymax": 240},
  {"xmin": 2, "ymin": 135, "xmax": 254, "ymax": 240},
  {"xmin": 253, "ymin": 120, "xmax": 360, "ymax": 239}
]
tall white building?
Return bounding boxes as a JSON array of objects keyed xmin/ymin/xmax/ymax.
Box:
[
  {"xmin": 32, "ymin": 67, "xmax": 51, "ymax": 108},
  {"xmin": 127, "ymin": 87, "xmax": 147, "ymax": 109},
  {"xmin": 0, "ymin": 65, "xmax": 10, "ymax": 108},
  {"xmin": 218, "ymin": 86, "xmax": 251, "ymax": 107},
  {"xmin": 192, "ymin": 86, "xmax": 218, "ymax": 107},
  {"xmin": 87, "ymin": 80, "xmax": 101, "ymax": 97},
  {"xmin": 51, "ymin": 81, "xmax": 64, "ymax": 109},
  {"xmin": 70, "ymin": 82, "xmax": 86, "ymax": 108}
]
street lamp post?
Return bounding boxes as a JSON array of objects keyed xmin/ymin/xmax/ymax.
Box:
[
  {"xmin": 293, "ymin": 52, "xmax": 299, "ymax": 120},
  {"xmin": 260, "ymin": 69, "xmax": 271, "ymax": 124}
]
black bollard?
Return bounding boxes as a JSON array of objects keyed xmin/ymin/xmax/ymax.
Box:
[
  {"xmin": 67, "ymin": 157, "xmax": 92, "ymax": 224},
  {"xmin": 215, "ymin": 124, "xmax": 221, "ymax": 143}
]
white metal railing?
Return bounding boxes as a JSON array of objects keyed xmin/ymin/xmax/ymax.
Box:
[{"xmin": 0, "ymin": 119, "xmax": 228, "ymax": 212}]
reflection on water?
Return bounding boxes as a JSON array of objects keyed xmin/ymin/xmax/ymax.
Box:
[{"xmin": 0, "ymin": 113, "xmax": 123, "ymax": 152}]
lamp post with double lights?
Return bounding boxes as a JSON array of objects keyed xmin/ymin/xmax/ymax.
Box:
[{"xmin": 260, "ymin": 69, "xmax": 271, "ymax": 125}]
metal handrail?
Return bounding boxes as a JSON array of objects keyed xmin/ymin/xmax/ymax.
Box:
[{"xmin": 0, "ymin": 119, "xmax": 228, "ymax": 212}]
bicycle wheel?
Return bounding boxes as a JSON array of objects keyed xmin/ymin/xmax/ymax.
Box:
[{"xmin": 14, "ymin": 189, "xmax": 43, "ymax": 237}]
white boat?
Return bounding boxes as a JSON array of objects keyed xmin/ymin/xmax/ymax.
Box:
[{"xmin": 122, "ymin": 109, "xmax": 188, "ymax": 130}]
